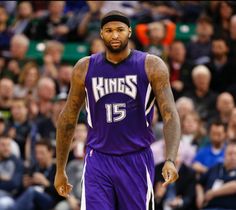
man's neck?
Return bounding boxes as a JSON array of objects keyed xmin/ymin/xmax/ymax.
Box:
[{"xmin": 106, "ymin": 48, "xmax": 131, "ymax": 64}]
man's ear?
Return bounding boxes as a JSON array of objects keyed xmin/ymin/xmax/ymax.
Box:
[
  {"xmin": 100, "ymin": 30, "xmax": 103, "ymax": 39},
  {"xmin": 128, "ymin": 27, "xmax": 132, "ymax": 38}
]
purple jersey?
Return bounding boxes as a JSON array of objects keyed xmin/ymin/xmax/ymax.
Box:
[{"xmin": 85, "ymin": 50, "xmax": 155, "ymax": 154}]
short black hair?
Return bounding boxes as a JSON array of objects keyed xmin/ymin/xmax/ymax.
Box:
[{"xmin": 100, "ymin": 10, "xmax": 130, "ymax": 28}]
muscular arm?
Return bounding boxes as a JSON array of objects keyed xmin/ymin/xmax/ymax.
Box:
[
  {"xmin": 145, "ymin": 54, "xmax": 180, "ymax": 162},
  {"xmin": 56, "ymin": 57, "xmax": 89, "ymax": 172}
]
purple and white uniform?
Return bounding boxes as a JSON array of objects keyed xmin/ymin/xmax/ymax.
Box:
[{"xmin": 82, "ymin": 50, "xmax": 156, "ymax": 210}]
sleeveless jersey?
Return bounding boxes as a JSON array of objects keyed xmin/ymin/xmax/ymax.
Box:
[{"xmin": 85, "ymin": 50, "xmax": 155, "ymax": 154}]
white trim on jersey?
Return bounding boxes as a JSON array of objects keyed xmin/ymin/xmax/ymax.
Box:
[
  {"xmin": 144, "ymin": 84, "xmax": 155, "ymax": 127},
  {"xmin": 85, "ymin": 88, "xmax": 93, "ymax": 128},
  {"xmin": 80, "ymin": 154, "xmax": 88, "ymax": 210},
  {"xmin": 146, "ymin": 166, "xmax": 154, "ymax": 210}
]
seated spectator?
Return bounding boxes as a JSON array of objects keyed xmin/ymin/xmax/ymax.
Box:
[
  {"xmin": 32, "ymin": 92, "xmax": 67, "ymax": 148},
  {"xmin": 14, "ymin": 61, "xmax": 40, "ymax": 98},
  {"xmin": 77, "ymin": 1, "xmax": 104, "ymax": 41},
  {"xmin": 0, "ymin": 135, "xmax": 24, "ymax": 210},
  {"xmin": 192, "ymin": 121, "xmax": 227, "ymax": 175},
  {"xmin": 7, "ymin": 98, "xmax": 31, "ymax": 160},
  {"xmin": 209, "ymin": 37, "xmax": 236, "ymax": 93},
  {"xmin": 10, "ymin": 140, "xmax": 64, "ymax": 210},
  {"xmin": 184, "ymin": 65, "xmax": 217, "ymax": 122},
  {"xmin": 196, "ymin": 141, "xmax": 236, "ymax": 210},
  {"xmin": 0, "ymin": 78, "xmax": 14, "ymax": 120},
  {"xmin": 40, "ymin": 40, "xmax": 64, "ymax": 79},
  {"xmin": 167, "ymin": 40, "xmax": 193, "ymax": 99},
  {"xmin": 26, "ymin": 1, "xmax": 69, "ymax": 42},
  {"xmin": 1, "ymin": 34, "xmax": 30, "ymax": 82},
  {"xmin": 227, "ymin": 108, "xmax": 236, "ymax": 141},
  {"xmin": 186, "ymin": 15, "xmax": 213, "ymax": 65},
  {"xmin": 210, "ymin": 92, "xmax": 235, "ymax": 128},
  {"xmin": 175, "ymin": 96, "xmax": 195, "ymax": 121},
  {"xmin": 135, "ymin": 20, "xmax": 176, "ymax": 58},
  {"xmin": 213, "ymin": 1, "xmax": 234, "ymax": 40},
  {"xmin": 9, "ymin": 1, "xmax": 33, "ymax": 35},
  {"xmin": 89, "ymin": 36, "xmax": 105, "ymax": 55},
  {"xmin": 154, "ymin": 147, "xmax": 197, "ymax": 210},
  {"xmin": 35, "ymin": 77, "xmax": 56, "ymax": 120},
  {"xmin": 0, "ymin": 5, "xmax": 13, "ymax": 53},
  {"xmin": 55, "ymin": 64, "xmax": 73, "ymax": 95}
]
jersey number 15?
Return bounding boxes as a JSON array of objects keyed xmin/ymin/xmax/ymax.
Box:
[{"xmin": 105, "ymin": 103, "xmax": 126, "ymax": 123}]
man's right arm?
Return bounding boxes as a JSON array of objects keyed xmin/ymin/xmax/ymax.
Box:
[
  {"xmin": 56, "ymin": 56, "xmax": 89, "ymax": 173},
  {"xmin": 54, "ymin": 56, "xmax": 89, "ymax": 197}
]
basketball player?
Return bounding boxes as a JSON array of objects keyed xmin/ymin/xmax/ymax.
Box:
[{"xmin": 54, "ymin": 10, "xmax": 181, "ymax": 210}]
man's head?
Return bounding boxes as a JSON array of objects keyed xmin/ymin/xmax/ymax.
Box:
[
  {"xmin": 10, "ymin": 34, "xmax": 29, "ymax": 60},
  {"xmin": 100, "ymin": 10, "xmax": 131, "ymax": 53},
  {"xmin": 0, "ymin": 78, "xmax": 14, "ymax": 100},
  {"xmin": 216, "ymin": 92, "xmax": 235, "ymax": 115},
  {"xmin": 191, "ymin": 65, "xmax": 211, "ymax": 93},
  {"xmin": 209, "ymin": 121, "xmax": 227, "ymax": 147},
  {"xmin": 35, "ymin": 140, "xmax": 54, "ymax": 167},
  {"xmin": 224, "ymin": 141, "xmax": 236, "ymax": 170},
  {"xmin": 0, "ymin": 136, "xmax": 12, "ymax": 159}
]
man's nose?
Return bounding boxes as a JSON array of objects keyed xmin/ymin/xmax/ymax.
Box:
[{"xmin": 112, "ymin": 31, "xmax": 119, "ymax": 39}]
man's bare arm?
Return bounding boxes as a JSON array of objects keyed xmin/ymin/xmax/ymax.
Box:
[
  {"xmin": 145, "ymin": 54, "xmax": 180, "ymax": 162},
  {"xmin": 56, "ymin": 57, "xmax": 89, "ymax": 172}
]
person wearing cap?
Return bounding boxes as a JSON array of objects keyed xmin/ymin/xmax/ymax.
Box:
[{"xmin": 54, "ymin": 10, "xmax": 180, "ymax": 210}]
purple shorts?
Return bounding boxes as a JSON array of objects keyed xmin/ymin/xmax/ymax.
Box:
[{"xmin": 80, "ymin": 147, "xmax": 155, "ymax": 210}]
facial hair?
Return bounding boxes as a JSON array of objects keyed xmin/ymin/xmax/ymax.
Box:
[{"xmin": 103, "ymin": 38, "xmax": 129, "ymax": 53}]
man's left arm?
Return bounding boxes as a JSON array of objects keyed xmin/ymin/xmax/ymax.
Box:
[
  {"xmin": 205, "ymin": 181, "xmax": 236, "ymax": 202},
  {"xmin": 145, "ymin": 54, "xmax": 181, "ymax": 186}
]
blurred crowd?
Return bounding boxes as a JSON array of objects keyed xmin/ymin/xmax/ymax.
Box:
[{"xmin": 0, "ymin": 1, "xmax": 236, "ymax": 210}]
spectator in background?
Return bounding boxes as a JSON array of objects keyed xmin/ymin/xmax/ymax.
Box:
[
  {"xmin": 27, "ymin": 1, "xmax": 69, "ymax": 42},
  {"xmin": 0, "ymin": 78, "xmax": 14, "ymax": 120},
  {"xmin": 9, "ymin": 1, "xmax": 33, "ymax": 35},
  {"xmin": 1, "ymin": 34, "xmax": 30, "ymax": 82},
  {"xmin": 175, "ymin": 96, "xmax": 195, "ymax": 122},
  {"xmin": 33, "ymin": 92, "xmax": 67, "ymax": 147},
  {"xmin": 186, "ymin": 15, "xmax": 214, "ymax": 65},
  {"xmin": 89, "ymin": 37, "xmax": 105, "ymax": 55},
  {"xmin": 135, "ymin": 20, "xmax": 176, "ymax": 58},
  {"xmin": 228, "ymin": 14, "xmax": 236, "ymax": 60},
  {"xmin": 196, "ymin": 141, "xmax": 236, "ymax": 210},
  {"xmin": 41, "ymin": 40, "xmax": 64, "ymax": 79},
  {"xmin": 55, "ymin": 64, "xmax": 72, "ymax": 95},
  {"xmin": 192, "ymin": 121, "xmax": 227, "ymax": 175},
  {"xmin": 167, "ymin": 40, "xmax": 193, "ymax": 99},
  {"xmin": 11, "ymin": 140, "xmax": 63, "ymax": 210},
  {"xmin": 206, "ymin": 36, "xmax": 235, "ymax": 93},
  {"xmin": 213, "ymin": 1, "xmax": 235, "ymax": 40},
  {"xmin": 211, "ymin": 92, "xmax": 235, "ymax": 128},
  {"xmin": 184, "ymin": 65, "xmax": 217, "ymax": 122},
  {"xmin": 227, "ymin": 108, "xmax": 236, "ymax": 141},
  {"xmin": 0, "ymin": 135, "xmax": 24, "ymax": 210},
  {"xmin": 151, "ymin": 105, "xmax": 164, "ymax": 142},
  {"xmin": 14, "ymin": 61, "xmax": 40, "ymax": 98},
  {"xmin": 0, "ymin": 6, "xmax": 12, "ymax": 53},
  {"xmin": 77, "ymin": 1, "xmax": 104, "ymax": 41},
  {"xmin": 35, "ymin": 77, "xmax": 56, "ymax": 120},
  {"xmin": 154, "ymin": 146, "xmax": 197, "ymax": 210},
  {"xmin": 7, "ymin": 98, "xmax": 31, "ymax": 160}
]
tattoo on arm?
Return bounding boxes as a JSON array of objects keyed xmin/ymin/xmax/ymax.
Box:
[
  {"xmin": 56, "ymin": 56, "xmax": 90, "ymax": 172},
  {"xmin": 145, "ymin": 55, "xmax": 181, "ymax": 161}
]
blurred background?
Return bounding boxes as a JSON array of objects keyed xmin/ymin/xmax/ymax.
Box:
[{"xmin": 0, "ymin": 1, "xmax": 236, "ymax": 210}]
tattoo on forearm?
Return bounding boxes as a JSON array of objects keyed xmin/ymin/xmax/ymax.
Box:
[{"xmin": 56, "ymin": 57, "xmax": 89, "ymax": 171}]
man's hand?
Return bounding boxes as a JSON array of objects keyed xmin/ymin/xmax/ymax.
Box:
[
  {"xmin": 162, "ymin": 160, "xmax": 179, "ymax": 187},
  {"xmin": 54, "ymin": 171, "xmax": 73, "ymax": 198}
]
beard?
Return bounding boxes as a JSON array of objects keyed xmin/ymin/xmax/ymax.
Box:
[{"xmin": 104, "ymin": 39, "xmax": 129, "ymax": 53}]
